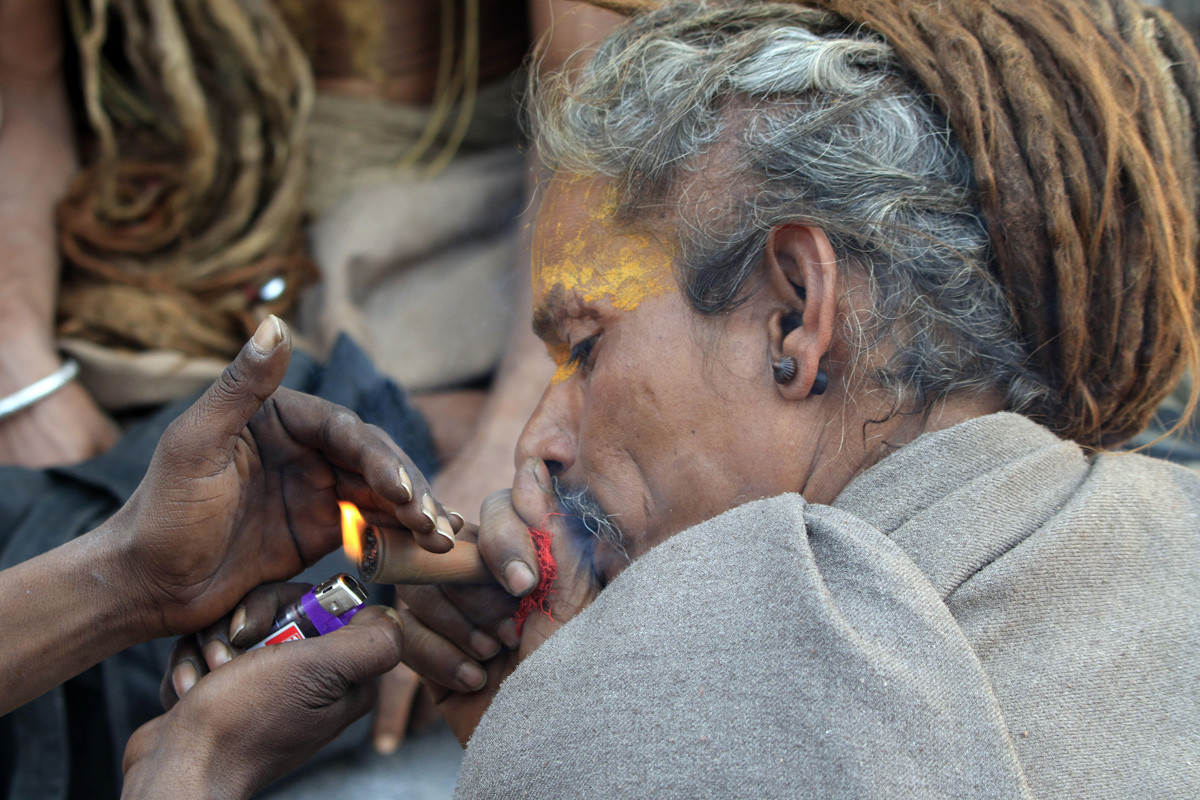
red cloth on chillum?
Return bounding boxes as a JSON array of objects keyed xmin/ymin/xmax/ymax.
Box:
[{"xmin": 513, "ymin": 526, "xmax": 557, "ymax": 635}]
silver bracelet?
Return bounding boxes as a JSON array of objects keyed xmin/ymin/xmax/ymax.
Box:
[{"xmin": 0, "ymin": 358, "xmax": 81, "ymax": 421}]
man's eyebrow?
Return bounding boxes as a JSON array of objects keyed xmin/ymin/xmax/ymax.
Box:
[{"xmin": 531, "ymin": 286, "xmax": 566, "ymax": 343}]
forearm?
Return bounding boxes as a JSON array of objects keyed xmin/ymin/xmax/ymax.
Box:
[
  {"xmin": 0, "ymin": 0, "xmax": 118, "ymax": 465},
  {"xmin": 0, "ymin": 0, "xmax": 75, "ymax": 350},
  {"xmin": 0, "ymin": 519, "xmax": 149, "ymax": 715}
]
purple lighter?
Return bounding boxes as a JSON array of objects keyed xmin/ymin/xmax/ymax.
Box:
[{"xmin": 249, "ymin": 573, "xmax": 368, "ymax": 649}]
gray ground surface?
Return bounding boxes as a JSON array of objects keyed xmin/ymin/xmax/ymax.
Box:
[{"xmin": 257, "ymin": 721, "xmax": 462, "ymax": 799}]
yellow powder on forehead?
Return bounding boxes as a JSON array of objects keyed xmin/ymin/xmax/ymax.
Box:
[
  {"xmin": 533, "ymin": 177, "xmax": 677, "ymax": 383},
  {"xmin": 533, "ymin": 178, "xmax": 675, "ymax": 311}
]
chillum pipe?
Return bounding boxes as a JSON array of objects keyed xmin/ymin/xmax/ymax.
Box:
[{"xmin": 358, "ymin": 526, "xmax": 493, "ymax": 584}]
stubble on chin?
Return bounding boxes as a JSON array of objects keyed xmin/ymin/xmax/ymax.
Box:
[{"xmin": 551, "ymin": 476, "xmax": 630, "ymax": 565}]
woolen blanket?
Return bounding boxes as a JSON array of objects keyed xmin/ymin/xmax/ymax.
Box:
[{"xmin": 456, "ymin": 412, "xmax": 1200, "ymax": 798}]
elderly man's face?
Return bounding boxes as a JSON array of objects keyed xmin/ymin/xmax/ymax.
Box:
[{"xmin": 518, "ymin": 175, "xmax": 796, "ymax": 579}]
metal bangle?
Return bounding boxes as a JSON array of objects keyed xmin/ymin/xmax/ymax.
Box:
[{"xmin": 0, "ymin": 358, "xmax": 81, "ymax": 421}]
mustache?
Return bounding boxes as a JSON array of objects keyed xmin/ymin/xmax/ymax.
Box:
[{"xmin": 551, "ymin": 476, "xmax": 629, "ymax": 560}]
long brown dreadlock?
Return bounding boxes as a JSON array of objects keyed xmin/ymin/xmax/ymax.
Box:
[
  {"xmin": 55, "ymin": 0, "xmax": 316, "ymax": 360},
  {"xmin": 578, "ymin": 0, "xmax": 1200, "ymax": 449}
]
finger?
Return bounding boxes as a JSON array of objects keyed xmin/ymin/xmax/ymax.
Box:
[
  {"xmin": 440, "ymin": 583, "xmax": 521, "ymax": 646},
  {"xmin": 477, "ymin": 485, "xmax": 546, "ymax": 598},
  {"xmin": 294, "ymin": 605, "xmax": 406, "ymax": 690},
  {"xmin": 509, "ymin": 456, "xmax": 563, "ymax": 535},
  {"xmin": 405, "ymin": 485, "xmax": 456, "ymax": 555},
  {"xmin": 162, "ymin": 316, "xmax": 291, "ymax": 467},
  {"xmin": 238, "ymin": 606, "xmax": 403, "ymax": 712},
  {"xmin": 399, "ymin": 585, "xmax": 502, "ymax": 661},
  {"xmin": 269, "ymin": 394, "xmax": 450, "ymax": 541},
  {"xmin": 198, "ymin": 619, "xmax": 234, "ymax": 671},
  {"xmin": 228, "ymin": 582, "xmax": 311, "ymax": 649},
  {"xmin": 395, "ymin": 607, "xmax": 488, "ymax": 694},
  {"xmin": 372, "ymin": 663, "xmax": 421, "ymax": 754},
  {"xmin": 440, "ymin": 587, "xmax": 521, "ymax": 651},
  {"xmin": 160, "ymin": 635, "xmax": 207, "ymax": 711}
]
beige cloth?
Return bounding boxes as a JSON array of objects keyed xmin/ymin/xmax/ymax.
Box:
[
  {"xmin": 457, "ymin": 413, "xmax": 1200, "ymax": 798},
  {"xmin": 297, "ymin": 144, "xmax": 525, "ymax": 390},
  {"xmin": 296, "ymin": 83, "xmax": 527, "ymax": 391}
]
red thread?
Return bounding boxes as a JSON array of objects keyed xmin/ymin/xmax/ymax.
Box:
[{"xmin": 512, "ymin": 516, "xmax": 560, "ymax": 635}]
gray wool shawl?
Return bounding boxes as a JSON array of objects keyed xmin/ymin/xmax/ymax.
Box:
[{"xmin": 455, "ymin": 413, "xmax": 1200, "ymax": 799}]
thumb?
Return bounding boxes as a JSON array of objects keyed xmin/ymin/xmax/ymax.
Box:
[
  {"xmin": 292, "ymin": 606, "xmax": 406, "ymax": 691},
  {"xmin": 171, "ymin": 316, "xmax": 291, "ymax": 460}
]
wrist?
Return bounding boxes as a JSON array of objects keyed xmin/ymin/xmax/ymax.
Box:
[
  {"xmin": 0, "ymin": 331, "xmax": 119, "ymax": 467},
  {"xmin": 0, "ymin": 329, "xmax": 62, "ymax": 396},
  {"xmin": 81, "ymin": 510, "xmax": 169, "ymax": 646},
  {"xmin": 122, "ymin": 730, "xmax": 249, "ymax": 800}
]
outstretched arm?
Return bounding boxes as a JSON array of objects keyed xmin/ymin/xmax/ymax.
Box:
[{"xmin": 0, "ymin": 316, "xmax": 446, "ymax": 715}]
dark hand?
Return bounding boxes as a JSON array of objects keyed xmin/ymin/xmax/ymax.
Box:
[
  {"xmin": 162, "ymin": 582, "xmax": 440, "ymax": 757},
  {"xmin": 122, "ymin": 605, "xmax": 404, "ymax": 800},
  {"xmin": 395, "ymin": 457, "xmax": 602, "ymax": 744},
  {"xmin": 104, "ymin": 316, "xmax": 454, "ymax": 640},
  {"xmin": 159, "ymin": 582, "xmax": 311, "ymax": 707}
]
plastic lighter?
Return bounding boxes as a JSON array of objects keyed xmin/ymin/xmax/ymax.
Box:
[{"xmin": 249, "ymin": 573, "xmax": 369, "ymax": 649}]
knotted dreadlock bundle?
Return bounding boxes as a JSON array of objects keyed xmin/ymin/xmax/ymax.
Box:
[
  {"xmin": 581, "ymin": 0, "xmax": 1200, "ymax": 449},
  {"xmin": 56, "ymin": 0, "xmax": 316, "ymax": 359}
]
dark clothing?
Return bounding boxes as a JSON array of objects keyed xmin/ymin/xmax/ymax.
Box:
[{"xmin": 0, "ymin": 336, "xmax": 438, "ymax": 800}]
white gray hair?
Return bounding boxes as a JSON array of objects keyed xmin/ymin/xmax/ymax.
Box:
[{"xmin": 530, "ymin": 2, "xmax": 1048, "ymax": 414}]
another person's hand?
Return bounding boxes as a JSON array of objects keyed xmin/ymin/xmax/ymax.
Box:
[
  {"xmin": 395, "ymin": 457, "xmax": 603, "ymax": 744},
  {"xmin": 122, "ymin": 605, "xmax": 405, "ymax": 800},
  {"xmin": 0, "ymin": 316, "xmax": 451, "ymax": 715},
  {"xmin": 98, "ymin": 315, "xmax": 455, "ymax": 641}
]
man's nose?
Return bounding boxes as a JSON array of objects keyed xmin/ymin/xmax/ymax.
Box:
[{"xmin": 515, "ymin": 382, "xmax": 576, "ymax": 478}]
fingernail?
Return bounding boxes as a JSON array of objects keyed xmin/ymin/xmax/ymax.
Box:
[
  {"xmin": 504, "ymin": 560, "xmax": 536, "ymax": 596},
  {"xmin": 469, "ymin": 630, "xmax": 501, "ymax": 660},
  {"xmin": 447, "ymin": 509, "xmax": 466, "ymax": 531},
  {"xmin": 204, "ymin": 639, "xmax": 233, "ymax": 668},
  {"xmin": 381, "ymin": 606, "xmax": 404, "ymax": 631},
  {"xmin": 397, "ymin": 466, "xmax": 413, "ymax": 503},
  {"xmin": 456, "ymin": 662, "xmax": 487, "ymax": 692},
  {"xmin": 173, "ymin": 662, "xmax": 199, "ymax": 697},
  {"xmin": 374, "ymin": 733, "xmax": 400, "ymax": 755},
  {"xmin": 420, "ymin": 493, "xmax": 437, "ymax": 531},
  {"xmin": 228, "ymin": 605, "xmax": 247, "ymax": 644},
  {"xmin": 251, "ymin": 315, "xmax": 283, "ymax": 353},
  {"xmin": 496, "ymin": 619, "xmax": 520, "ymax": 649},
  {"xmin": 435, "ymin": 514, "xmax": 456, "ymax": 547}
]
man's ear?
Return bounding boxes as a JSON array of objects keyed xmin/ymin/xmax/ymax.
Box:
[{"xmin": 763, "ymin": 224, "xmax": 838, "ymax": 399}]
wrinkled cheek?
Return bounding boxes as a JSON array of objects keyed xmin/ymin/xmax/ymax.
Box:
[{"xmin": 578, "ymin": 410, "xmax": 657, "ymax": 546}]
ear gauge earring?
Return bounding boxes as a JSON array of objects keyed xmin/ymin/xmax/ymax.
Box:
[
  {"xmin": 772, "ymin": 356, "xmax": 797, "ymax": 384},
  {"xmin": 811, "ymin": 368, "xmax": 829, "ymax": 396},
  {"xmin": 773, "ymin": 359, "xmax": 829, "ymax": 396}
]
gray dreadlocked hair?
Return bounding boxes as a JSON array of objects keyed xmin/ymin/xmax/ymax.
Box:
[{"xmin": 530, "ymin": 1, "xmax": 1049, "ymax": 420}]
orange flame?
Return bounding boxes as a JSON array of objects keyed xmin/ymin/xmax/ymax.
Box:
[{"xmin": 340, "ymin": 501, "xmax": 366, "ymax": 565}]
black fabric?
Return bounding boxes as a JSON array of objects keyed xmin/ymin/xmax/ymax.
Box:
[{"xmin": 0, "ymin": 336, "xmax": 438, "ymax": 800}]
